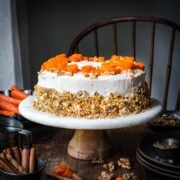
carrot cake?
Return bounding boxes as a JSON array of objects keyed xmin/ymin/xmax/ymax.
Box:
[{"xmin": 33, "ymin": 54, "xmax": 151, "ymax": 118}]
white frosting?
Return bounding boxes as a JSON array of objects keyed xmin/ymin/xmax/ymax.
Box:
[
  {"xmin": 37, "ymin": 61, "xmax": 145, "ymax": 96},
  {"xmin": 69, "ymin": 61, "xmax": 101, "ymax": 68}
]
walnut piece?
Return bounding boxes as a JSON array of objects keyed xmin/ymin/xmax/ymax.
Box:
[
  {"xmin": 98, "ymin": 171, "xmax": 114, "ymax": 180},
  {"xmin": 102, "ymin": 161, "xmax": 115, "ymax": 172},
  {"xmin": 117, "ymin": 158, "xmax": 131, "ymax": 169}
]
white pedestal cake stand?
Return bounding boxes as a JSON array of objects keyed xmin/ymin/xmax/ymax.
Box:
[{"xmin": 19, "ymin": 96, "xmax": 162, "ymax": 160}]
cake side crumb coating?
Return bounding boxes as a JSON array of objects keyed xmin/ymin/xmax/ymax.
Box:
[{"xmin": 33, "ymin": 83, "xmax": 151, "ymax": 119}]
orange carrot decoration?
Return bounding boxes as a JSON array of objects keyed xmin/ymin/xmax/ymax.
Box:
[
  {"xmin": 66, "ymin": 64, "xmax": 79, "ymax": 73},
  {"xmin": 82, "ymin": 56, "xmax": 89, "ymax": 60},
  {"xmin": 68, "ymin": 54, "xmax": 83, "ymax": 62},
  {"xmin": 111, "ymin": 55, "xmax": 120, "ymax": 61},
  {"xmin": 40, "ymin": 53, "xmax": 145, "ymax": 75},
  {"xmin": 0, "ymin": 94, "xmax": 21, "ymax": 106},
  {"xmin": 133, "ymin": 61, "xmax": 145, "ymax": 70},
  {"xmin": 81, "ymin": 65, "xmax": 95, "ymax": 73},
  {"xmin": 100, "ymin": 63, "xmax": 121, "ymax": 74},
  {"xmin": 55, "ymin": 53, "xmax": 67, "ymax": 59},
  {"xmin": 97, "ymin": 56, "xmax": 105, "ymax": 62}
]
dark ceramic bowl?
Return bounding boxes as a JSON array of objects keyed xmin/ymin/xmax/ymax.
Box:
[
  {"xmin": 0, "ymin": 159, "xmax": 45, "ymax": 180},
  {"xmin": 152, "ymin": 138, "xmax": 180, "ymax": 159},
  {"xmin": 150, "ymin": 111, "xmax": 180, "ymax": 130}
]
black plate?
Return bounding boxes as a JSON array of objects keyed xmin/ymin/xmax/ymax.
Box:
[
  {"xmin": 137, "ymin": 131, "xmax": 180, "ymax": 171},
  {"xmin": 149, "ymin": 111, "xmax": 180, "ymax": 130},
  {"xmin": 136, "ymin": 150, "xmax": 180, "ymax": 175},
  {"xmin": 0, "ymin": 90, "xmax": 56, "ymax": 143},
  {"xmin": 136, "ymin": 151, "xmax": 180, "ymax": 179}
]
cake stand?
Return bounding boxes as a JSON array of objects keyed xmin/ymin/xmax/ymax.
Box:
[{"xmin": 19, "ymin": 96, "xmax": 162, "ymax": 160}]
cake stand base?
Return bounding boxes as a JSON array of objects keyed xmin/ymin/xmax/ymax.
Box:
[{"xmin": 68, "ymin": 130, "xmax": 113, "ymax": 160}]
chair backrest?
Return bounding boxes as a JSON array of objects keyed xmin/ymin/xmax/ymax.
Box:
[{"xmin": 68, "ymin": 16, "xmax": 180, "ymax": 111}]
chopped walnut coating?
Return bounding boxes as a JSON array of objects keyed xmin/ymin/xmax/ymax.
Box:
[
  {"xmin": 98, "ymin": 171, "xmax": 114, "ymax": 180},
  {"xmin": 33, "ymin": 83, "xmax": 150, "ymax": 119},
  {"xmin": 103, "ymin": 161, "xmax": 115, "ymax": 172},
  {"xmin": 117, "ymin": 158, "xmax": 131, "ymax": 169},
  {"xmin": 122, "ymin": 172, "xmax": 139, "ymax": 180}
]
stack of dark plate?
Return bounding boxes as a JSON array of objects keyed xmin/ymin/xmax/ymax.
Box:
[{"xmin": 136, "ymin": 131, "xmax": 180, "ymax": 179}]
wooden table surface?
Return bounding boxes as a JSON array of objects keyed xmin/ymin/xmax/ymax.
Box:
[{"xmin": 36, "ymin": 125, "xmax": 168, "ymax": 180}]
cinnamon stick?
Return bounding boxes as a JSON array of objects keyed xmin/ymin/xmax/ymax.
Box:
[
  {"xmin": 5, "ymin": 153, "xmax": 26, "ymax": 174},
  {"xmin": 0, "ymin": 157, "xmax": 15, "ymax": 173},
  {"xmin": 12, "ymin": 146, "xmax": 21, "ymax": 163},
  {"xmin": 29, "ymin": 148, "xmax": 36, "ymax": 173},
  {"xmin": 6, "ymin": 148, "xmax": 14, "ymax": 158},
  {"xmin": 3, "ymin": 149, "xmax": 7, "ymax": 154},
  {"xmin": 46, "ymin": 172, "xmax": 73, "ymax": 180},
  {"xmin": 0, "ymin": 152, "xmax": 18, "ymax": 173},
  {"xmin": 21, "ymin": 148, "xmax": 30, "ymax": 173}
]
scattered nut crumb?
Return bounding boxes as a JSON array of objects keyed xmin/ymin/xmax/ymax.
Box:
[{"xmin": 122, "ymin": 172, "xmax": 139, "ymax": 180}]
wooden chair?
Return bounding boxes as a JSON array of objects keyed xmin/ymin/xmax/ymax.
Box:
[{"xmin": 68, "ymin": 16, "xmax": 180, "ymax": 111}]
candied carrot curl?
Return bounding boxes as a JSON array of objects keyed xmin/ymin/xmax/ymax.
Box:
[
  {"xmin": 66, "ymin": 64, "xmax": 79, "ymax": 73},
  {"xmin": 54, "ymin": 164, "xmax": 73, "ymax": 178},
  {"xmin": 40, "ymin": 53, "xmax": 145, "ymax": 75},
  {"xmin": 81, "ymin": 65, "xmax": 95, "ymax": 73},
  {"xmin": 68, "ymin": 54, "xmax": 83, "ymax": 62}
]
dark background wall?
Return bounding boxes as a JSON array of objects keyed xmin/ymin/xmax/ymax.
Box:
[{"xmin": 17, "ymin": 0, "xmax": 180, "ymax": 109}]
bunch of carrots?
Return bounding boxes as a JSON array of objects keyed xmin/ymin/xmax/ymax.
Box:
[{"xmin": 0, "ymin": 85, "xmax": 29, "ymax": 116}]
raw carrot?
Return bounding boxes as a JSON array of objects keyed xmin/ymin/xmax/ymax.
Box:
[
  {"xmin": 11, "ymin": 90, "xmax": 28, "ymax": 100},
  {"xmin": 0, "ymin": 99, "xmax": 19, "ymax": 114},
  {"xmin": 0, "ymin": 94, "xmax": 21, "ymax": 106},
  {"xmin": 0, "ymin": 110, "xmax": 16, "ymax": 116},
  {"xmin": 11, "ymin": 85, "xmax": 29, "ymax": 98},
  {"xmin": 10, "ymin": 85, "xmax": 28, "ymax": 100},
  {"xmin": 10, "ymin": 85, "xmax": 19, "ymax": 91}
]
